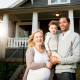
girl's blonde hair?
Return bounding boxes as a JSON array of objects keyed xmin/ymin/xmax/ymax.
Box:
[
  {"xmin": 48, "ymin": 20, "xmax": 59, "ymax": 28},
  {"xmin": 28, "ymin": 29, "xmax": 43, "ymax": 47}
]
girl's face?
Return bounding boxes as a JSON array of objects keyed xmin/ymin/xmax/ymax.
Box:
[
  {"xmin": 33, "ymin": 32, "xmax": 43, "ymax": 46},
  {"xmin": 49, "ymin": 25, "xmax": 57, "ymax": 34}
]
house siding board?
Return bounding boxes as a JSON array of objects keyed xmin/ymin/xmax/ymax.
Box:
[
  {"xmin": 20, "ymin": 0, "xmax": 48, "ymax": 8},
  {"xmin": 71, "ymin": 0, "xmax": 80, "ymax": 4},
  {"xmin": 20, "ymin": 0, "xmax": 80, "ymax": 8}
]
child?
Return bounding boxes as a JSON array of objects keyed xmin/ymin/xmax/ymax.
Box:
[{"xmin": 45, "ymin": 20, "xmax": 60, "ymax": 58}]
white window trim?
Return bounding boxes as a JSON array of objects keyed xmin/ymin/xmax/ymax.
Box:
[{"xmin": 48, "ymin": 0, "xmax": 70, "ymax": 5}]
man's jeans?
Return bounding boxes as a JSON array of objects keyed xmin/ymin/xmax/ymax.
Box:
[{"xmin": 53, "ymin": 72, "xmax": 76, "ymax": 80}]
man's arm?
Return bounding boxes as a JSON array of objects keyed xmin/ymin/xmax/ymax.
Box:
[
  {"xmin": 50, "ymin": 34, "xmax": 80, "ymax": 65},
  {"xmin": 60, "ymin": 34, "xmax": 80, "ymax": 64}
]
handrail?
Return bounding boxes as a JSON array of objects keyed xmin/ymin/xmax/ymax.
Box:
[
  {"xmin": 6, "ymin": 46, "xmax": 22, "ymax": 63},
  {"xmin": 5, "ymin": 43, "xmax": 25, "ymax": 80}
]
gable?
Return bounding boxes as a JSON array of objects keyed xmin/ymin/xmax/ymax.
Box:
[
  {"xmin": 19, "ymin": 0, "xmax": 80, "ymax": 8},
  {"xmin": 19, "ymin": 0, "xmax": 48, "ymax": 8}
]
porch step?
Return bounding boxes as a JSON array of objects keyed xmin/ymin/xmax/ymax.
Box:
[
  {"xmin": 15, "ymin": 65, "xmax": 26, "ymax": 80},
  {"xmin": 18, "ymin": 74, "xmax": 24, "ymax": 79},
  {"xmin": 10, "ymin": 65, "xmax": 25, "ymax": 80}
]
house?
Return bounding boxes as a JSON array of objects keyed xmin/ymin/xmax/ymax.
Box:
[{"xmin": 0, "ymin": 0, "xmax": 80, "ymax": 58}]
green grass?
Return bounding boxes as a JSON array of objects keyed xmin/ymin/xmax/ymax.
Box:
[
  {"xmin": 0, "ymin": 62, "xmax": 20, "ymax": 80},
  {"xmin": 76, "ymin": 64, "xmax": 80, "ymax": 80}
]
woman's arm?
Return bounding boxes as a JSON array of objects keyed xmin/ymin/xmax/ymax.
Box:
[{"xmin": 26, "ymin": 47, "xmax": 46, "ymax": 70}]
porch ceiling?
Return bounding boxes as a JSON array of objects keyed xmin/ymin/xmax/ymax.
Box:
[{"xmin": 12, "ymin": 10, "xmax": 80, "ymax": 21}]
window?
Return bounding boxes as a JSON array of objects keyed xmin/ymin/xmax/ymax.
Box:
[
  {"xmin": 51, "ymin": 0, "xmax": 58, "ymax": 3},
  {"xmin": 60, "ymin": 0, "xmax": 67, "ymax": 2},
  {"xmin": 48, "ymin": 0, "xmax": 70, "ymax": 5}
]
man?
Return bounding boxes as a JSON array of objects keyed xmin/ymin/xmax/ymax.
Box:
[{"xmin": 50, "ymin": 17, "xmax": 80, "ymax": 80}]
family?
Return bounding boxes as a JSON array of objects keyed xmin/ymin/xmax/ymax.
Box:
[{"xmin": 23, "ymin": 17, "xmax": 80, "ymax": 80}]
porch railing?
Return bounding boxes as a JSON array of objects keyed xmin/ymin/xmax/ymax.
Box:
[{"xmin": 7, "ymin": 37, "xmax": 29, "ymax": 48}]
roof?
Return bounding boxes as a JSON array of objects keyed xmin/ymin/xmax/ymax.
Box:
[{"xmin": 0, "ymin": 0, "xmax": 27, "ymax": 9}]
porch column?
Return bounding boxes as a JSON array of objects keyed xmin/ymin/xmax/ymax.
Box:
[
  {"xmin": 32, "ymin": 12, "xmax": 39, "ymax": 33},
  {"xmin": 0, "ymin": 14, "xmax": 9, "ymax": 58},
  {"xmin": 68, "ymin": 9, "xmax": 74, "ymax": 32},
  {"xmin": 15, "ymin": 22, "xmax": 19, "ymax": 37},
  {"xmin": 79, "ymin": 20, "xmax": 80, "ymax": 34},
  {"xmin": 3, "ymin": 14, "xmax": 9, "ymax": 36}
]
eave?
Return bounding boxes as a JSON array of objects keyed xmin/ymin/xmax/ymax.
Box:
[{"xmin": 0, "ymin": 4, "xmax": 80, "ymax": 14}]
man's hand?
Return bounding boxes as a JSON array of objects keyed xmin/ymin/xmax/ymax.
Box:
[{"xmin": 50, "ymin": 56, "xmax": 59, "ymax": 65}]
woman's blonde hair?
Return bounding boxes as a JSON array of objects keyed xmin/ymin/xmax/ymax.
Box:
[{"xmin": 28, "ymin": 29, "xmax": 43, "ymax": 47}]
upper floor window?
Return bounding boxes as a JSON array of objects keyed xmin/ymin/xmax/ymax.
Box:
[{"xmin": 48, "ymin": 0, "xmax": 70, "ymax": 5}]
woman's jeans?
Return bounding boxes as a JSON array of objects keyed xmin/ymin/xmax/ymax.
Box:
[{"xmin": 53, "ymin": 72, "xmax": 76, "ymax": 80}]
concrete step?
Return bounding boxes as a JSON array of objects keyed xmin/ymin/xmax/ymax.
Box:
[
  {"xmin": 18, "ymin": 74, "xmax": 24, "ymax": 79},
  {"xmin": 21, "ymin": 68, "xmax": 26, "ymax": 74}
]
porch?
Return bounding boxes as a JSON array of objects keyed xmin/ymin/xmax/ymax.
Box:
[{"xmin": 7, "ymin": 37, "xmax": 29, "ymax": 48}]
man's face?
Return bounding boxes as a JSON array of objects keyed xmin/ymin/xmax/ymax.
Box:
[{"xmin": 59, "ymin": 18, "xmax": 70, "ymax": 32}]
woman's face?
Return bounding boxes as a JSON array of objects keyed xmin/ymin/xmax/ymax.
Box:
[{"xmin": 33, "ymin": 32, "xmax": 43, "ymax": 46}]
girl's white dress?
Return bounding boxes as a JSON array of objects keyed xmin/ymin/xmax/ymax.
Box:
[{"xmin": 27, "ymin": 47, "xmax": 50, "ymax": 80}]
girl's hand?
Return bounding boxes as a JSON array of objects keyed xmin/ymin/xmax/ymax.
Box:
[{"xmin": 47, "ymin": 50, "xmax": 51, "ymax": 57}]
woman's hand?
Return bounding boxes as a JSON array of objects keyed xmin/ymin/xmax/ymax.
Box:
[
  {"xmin": 46, "ymin": 62, "xmax": 52, "ymax": 69},
  {"xmin": 50, "ymin": 56, "xmax": 59, "ymax": 65},
  {"xmin": 22, "ymin": 72, "xmax": 27, "ymax": 80},
  {"xmin": 22, "ymin": 74, "xmax": 27, "ymax": 80}
]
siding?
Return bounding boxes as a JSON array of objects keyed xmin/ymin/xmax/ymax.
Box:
[
  {"xmin": 20, "ymin": 0, "xmax": 48, "ymax": 8},
  {"xmin": 70, "ymin": 0, "xmax": 80, "ymax": 4},
  {"xmin": 20, "ymin": 0, "xmax": 80, "ymax": 8}
]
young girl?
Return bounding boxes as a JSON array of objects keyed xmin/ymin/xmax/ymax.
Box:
[{"xmin": 45, "ymin": 20, "xmax": 60, "ymax": 58}]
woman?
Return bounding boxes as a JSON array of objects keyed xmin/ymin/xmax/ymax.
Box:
[{"xmin": 23, "ymin": 29, "xmax": 52, "ymax": 80}]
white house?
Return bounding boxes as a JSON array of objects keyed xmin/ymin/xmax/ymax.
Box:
[{"xmin": 0, "ymin": 0, "xmax": 80, "ymax": 58}]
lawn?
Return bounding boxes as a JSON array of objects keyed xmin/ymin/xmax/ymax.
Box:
[
  {"xmin": 76, "ymin": 63, "xmax": 80, "ymax": 80},
  {"xmin": 0, "ymin": 62, "xmax": 20, "ymax": 80}
]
